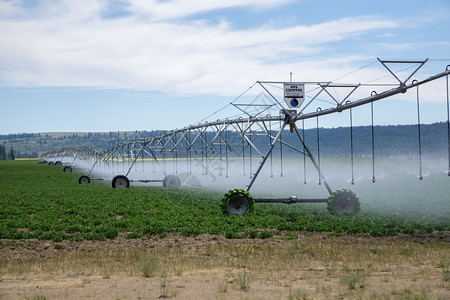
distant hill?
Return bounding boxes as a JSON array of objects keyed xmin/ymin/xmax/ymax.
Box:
[
  {"xmin": 0, "ymin": 130, "xmax": 165, "ymax": 158},
  {"xmin": 0, "ymin": 122, "xmax": 448, "ymax": 159}
]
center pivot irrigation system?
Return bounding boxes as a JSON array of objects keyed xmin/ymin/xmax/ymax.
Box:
[{"xmin": 41, "ymin": 59, "xmax": 450, "ymax": 216}]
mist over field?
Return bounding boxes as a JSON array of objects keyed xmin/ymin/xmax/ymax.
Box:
[{"xmin": 82, "ymin": 155, "xmax": 450, "ymax": 219}]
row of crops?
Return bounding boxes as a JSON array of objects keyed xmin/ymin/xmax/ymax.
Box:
[{"xmin": 0, "ymin": 160, "xmax": 449, "ymax": 242}]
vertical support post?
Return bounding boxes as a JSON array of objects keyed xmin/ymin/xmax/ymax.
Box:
[
  {"xmin": 246, "ymin": 120, "xmax": 288, "ymax": 191},
  {"xmin": 126, "ymin": 147, "xmax": 144, "ymax": 177},
  {"xmin": 70, "ymin": 154, "xmax": 78, "ymax": 166},
  {"xmin": 88, "ymin": 157, "xmax": 99, "ymax": 176}
]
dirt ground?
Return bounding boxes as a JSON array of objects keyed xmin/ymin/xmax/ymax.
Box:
[{"xmin": 1, "ymin": 232, "xmax": 449, "ymax": 300}]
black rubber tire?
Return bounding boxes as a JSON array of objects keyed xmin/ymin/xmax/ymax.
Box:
[
  {"xmin": 48, "ymin": 161, "xmax": 55, "ymax": 166},
  {"xmin": 222, "ymin": 189, "xmax": 254, "ymax": 215},
  {"xmin": 42, "ymin": 160, "xmax": 48, "ymax": 164},
  {"xmin": 63, "ymin": 166, "xmax": 73, "ymax": 173},
  {"xmin": 163, "ymin": 175, "xmax": 181, "ymax": 188},
  {"xmin": 55, "ymin": 161, "xmax": 62, "ymax": 166},
  {"xmin": 327, "ymin": 189, "xmax": 360, "ymax": 216},
  {"xmin": 112, "ymin": 175, "xmax": 130, "ymax": 188},
  {"xmin": 78, "ymin": 175, "xmax": 91, "ymax": 184}
]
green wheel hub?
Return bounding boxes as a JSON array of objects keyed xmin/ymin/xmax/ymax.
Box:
[
  {"xmin": 222, "ymin": 189, "xmax": 254, "ymax": 215},
  {"xmin": 327, "ymin": 189, "xmax": 360, "ymax": 216}
]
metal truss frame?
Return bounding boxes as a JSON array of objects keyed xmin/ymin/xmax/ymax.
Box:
[{"xmin": 42, "ymin": 59, "xmax": 450, "ymax": 205}]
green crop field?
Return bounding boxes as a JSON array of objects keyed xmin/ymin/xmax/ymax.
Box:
[{"xmin": 0, "ymin": 160, "xmax": 449, "ymax": 243}]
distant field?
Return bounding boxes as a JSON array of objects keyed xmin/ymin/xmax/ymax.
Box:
[{"xmin": 0, "ymin": 160, "xmax": 449, "ymax": 242}]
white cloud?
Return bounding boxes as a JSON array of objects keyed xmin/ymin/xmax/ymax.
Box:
[
  {"xmin": 0, "ymin": 0, "xmax": 446, "ymax": 104},
  {"xmin": 0, "ymin": 0, "xmax": 106, "ymax": 21},
  {"xmin": 126, "ymin": 0, "xmax": 293, "ymax": 20},
  {"xmin": 377, "ymin": 32, "xmax": 396, "ymax": 38}
]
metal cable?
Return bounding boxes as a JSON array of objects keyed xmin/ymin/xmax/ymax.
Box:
[
  {"xmin": 204, "ymin": 132, "xmax": 208, "ymax": 175},
  {"xmin": 366, "ymin": 63, "xmax": 420, "ymax": 85},
  {"xmin": 185, "ymin": 136, "xmax": 189, "ymax": 173},
  {"xmin": 316, "ymin": 114, "xmax": 321, "ymax": 185},
  {"xmin": 219, "ymin": 133, "xmax": 223, "ymax": 177},
  {"xmin": 196, "ymin": 82, "xmax": 257, "ymax": 124},
  {"xmin": 269, "ymin": 120, "xmax": 273, "ymax": 178},
  {"xmin": 280, "ymin": 118, "xmax": 284, "ymax": 177},
  {"xmin": 415, "ymin": 82, "xmax": 423, "ymax": 180},
  {"xmin": 333, "ymin": 60, "xmax": 378, "ymax": 82},
  {"xmin": 348, "ymin": 103, "xmax": 354, "ymax": 185},
  {"xmin": 188, "ymin": 130, "xmax": 192, "ymax": 174},
  {"xmin": 249, "ymin": 126, "xmax": 253, "ymax": 179},
  {"xmin": 174, "ymin": 151, "xmax": 177, "ymax": 174},
  {"xmin": 225, "ymin": 128, "xmax": 229, "ymax": 178},
  {"xmin": 371, "ymin": 100, "xmax": 376, "ymax": 183},
  {"xmin": 242, "ymin": 133, "xmax": 245, "ymax": 177},
  {"xmin": 135, "ymin": 150, "xmax": 138, "ymax": 172},
  {"xmin": 303, "ymin": 118, "xmax": 306, "ymax": 184},
  {"xmin": 142, "ymin": 144, "xmax": 144, "ymax": 173},
  {"xmin": 447, "ymin": 65, "xmax": 450, "ymax": 176}
]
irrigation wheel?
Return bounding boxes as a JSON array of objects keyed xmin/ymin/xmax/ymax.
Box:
[
  {"xmin": 63, "ymin": 166, "xmax": 72, "ymax": 173},
  {"xmin": 48, "ymin": 161, "xmax": 54, "ymax": 166},
  {"xmin": 327, "ymin": 189, "xmax": 360, "ymax": 216},
  {"xmin": 222, "ymin": 189, "xmax": 254, "ymax": 215},
  {"xmin": 163, "ymin": 174, "xmax": 181, "ymax": 188},
  {"xmin": 78, "ymin": 175, "xmax": 90, "ymax": 184},
  {"xmin": 112, "ymin": 175, "xmax": 130, "ymax": 188},
  {"xmin": 55, "ymin": 161, "xmax": 62, "ymax": 166},
  {"xmin": 42, "ymin": 160, "xmax": 48, "ymax": 164}
]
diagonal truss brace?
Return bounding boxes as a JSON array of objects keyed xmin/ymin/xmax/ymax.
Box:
[
  {"xmin": 377, "ymin": 57, "xmax": 428, "ymax": 87},
  {"xmin": 246, "ymin": 112, "xmax": 333, "ymax": 195}
]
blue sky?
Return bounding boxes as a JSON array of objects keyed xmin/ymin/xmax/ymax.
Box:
[{"xmin": 0, "ymin": 0, "xmax": 449, "ymax": 134}]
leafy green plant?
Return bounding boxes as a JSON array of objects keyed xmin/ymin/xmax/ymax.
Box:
[{"xmin": 0, "ymin": 160, "xmax": 449, "ymax": 242}]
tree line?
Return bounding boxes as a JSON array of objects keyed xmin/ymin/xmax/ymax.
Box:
[
  {"xmin": 0, "ymin": 122, "xmax": 448, "ymax": 159},
  {"xmin": 0, "ymin": 144, "xmax": 15, "ymax": 160}
]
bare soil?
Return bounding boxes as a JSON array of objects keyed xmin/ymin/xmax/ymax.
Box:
[{"xmin": 1, "ymin": 232, "xmax": 449, "ymax": 299}]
